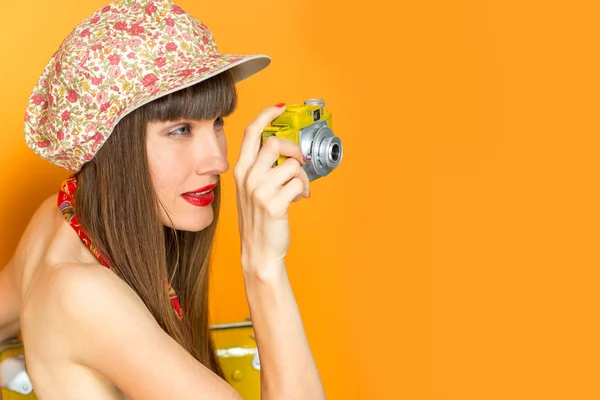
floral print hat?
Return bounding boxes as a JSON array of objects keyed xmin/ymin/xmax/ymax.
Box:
[{"xmin": 24, "ymin": 0, "xmax": 271, "ymax": 172}]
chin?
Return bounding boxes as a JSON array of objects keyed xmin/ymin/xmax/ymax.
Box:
[{"xmin": 161, "ymin": 207, "xmax": 215, "ymax": 232}]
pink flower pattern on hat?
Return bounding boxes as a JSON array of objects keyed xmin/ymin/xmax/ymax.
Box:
[{"xmin": 24, "ymin": 0, "xmax": 270, "ymax": 172}]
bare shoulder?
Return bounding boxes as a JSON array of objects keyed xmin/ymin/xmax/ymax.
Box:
[
  {"xmin": 0, "ymin": 194, "xmax": 60, "ymax": 339},
  {"xmin": 35, "ymin": 261, "xmax": 147, "ymax": 316},
  {"xmin": 22, "ymin": 262, "xmax": 132, "ymax": 341},
  {"xmin": 27, "ymin": 193, "xmax": 58, "ymax": 224},
  {"xmin": 13, "ymin": 192, "xmax": 58, "ymax": 245},
  {"xmin": 12, "ymin": 193, "xmax": 60, "ymax": 267},
  {"xmin": 22, "ymin": 261, "xmax": 152, "ymax": 343},
  {"xmin": 40, "ymin": 192, "xmax": 58, "ymax": 210},
  {"xmin": 22, "ymin": 262, "xmax": 241, "ymax": 400}
]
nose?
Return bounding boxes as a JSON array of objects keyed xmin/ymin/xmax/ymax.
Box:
[{"xmin": 194, "ymin": 129, "xmax": 229, "ymax": 176}]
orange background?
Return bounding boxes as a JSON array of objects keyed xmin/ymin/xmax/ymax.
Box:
[{"xmin": 1, "ymin": 0, "xmax": 600, "ymax": 399}]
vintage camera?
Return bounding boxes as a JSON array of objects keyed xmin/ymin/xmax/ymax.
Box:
[{"xmin": 261, "ymin": 98, "xmax": 343, "ymax": 181}]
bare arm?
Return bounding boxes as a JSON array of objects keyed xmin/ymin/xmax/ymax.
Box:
[
  {"xmin": 233, "ymin": 104, "xmax": 326, "ymax": 399},
  {"xmin": 244, "ymin": 265, "xmax": 325, "ymax": 400}
]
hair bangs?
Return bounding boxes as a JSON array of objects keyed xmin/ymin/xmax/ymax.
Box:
[{"xmin": 145, "ymin": 70, "xmax": 237, "ymax": 123}]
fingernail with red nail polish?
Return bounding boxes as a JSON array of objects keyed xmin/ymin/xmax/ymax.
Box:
[
  {"xmin": 302, "ymin": 156, "xmax": 307, "ymax": 163},
  {"xmin": 275, "ymin": 103, "xmax": 286, "ymax": 108}
]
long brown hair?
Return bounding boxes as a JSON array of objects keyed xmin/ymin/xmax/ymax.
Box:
[{"xmin": 73, "ymin": 69, "xmax": 237, "ymax": 378}]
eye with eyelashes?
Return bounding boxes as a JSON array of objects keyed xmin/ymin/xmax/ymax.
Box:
[{"xmin": 167, "ymin": 117, "xmax": 225, "ymax": 137}]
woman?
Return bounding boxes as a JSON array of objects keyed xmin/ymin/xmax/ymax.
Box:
[{"xmin": 0, "ymin": 0, "xmax": 325, "ymax": 399}]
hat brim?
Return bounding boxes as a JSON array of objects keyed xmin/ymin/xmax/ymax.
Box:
[{"xmin": 111, "ymin": 53, "xmax": 271, "ymax": 131}]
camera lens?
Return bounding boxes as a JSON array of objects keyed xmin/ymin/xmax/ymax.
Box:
[
  {"xmin": 330, "ymin": 143, "xmax": 340, "ymax": 162},
  {"xmin": 307, "ymin": 125, "xmax": 342, "ymax": 180}
]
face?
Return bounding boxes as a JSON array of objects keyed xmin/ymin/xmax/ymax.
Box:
[{"xmin": 146, "ymin": 116, "xmax": 228, "ymax": 232}]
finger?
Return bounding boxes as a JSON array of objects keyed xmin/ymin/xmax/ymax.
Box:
[
  {"xmin": 274, "ymin": 178, "xmax": 306, "ymax": 211},
  {"xmin": 237, "ymin": 104, "xmax": 287, "ymax": 169},
  {"xmin": 252, "ymin": 136, "xmax": 305, "ymax": 176},
  {"xmin": 265, "ymin": 157, "xmax": 310, "ymax": 199}
]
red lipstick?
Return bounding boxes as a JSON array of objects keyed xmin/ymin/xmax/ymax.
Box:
[{"xmin": 181, "ymin": 183, "xmax": 217, "ymax": 207}]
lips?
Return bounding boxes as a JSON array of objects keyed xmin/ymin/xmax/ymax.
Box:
[
  {"xmin": 181, "ymin": 182, "xmax": 218, "ymax": 207},
  {"xmin": 183, "ymin": 182, "xmax": 218, "ymax": 196}
]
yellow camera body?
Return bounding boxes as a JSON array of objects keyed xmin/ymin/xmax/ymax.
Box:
[{"xmin": 261, "ymin": 98, "xmax": 342, "ymax": 181}]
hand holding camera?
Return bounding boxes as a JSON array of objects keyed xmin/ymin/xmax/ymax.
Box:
[{"xmin": 233, "ymin": 99, "xmax": 343, "ymax": 276}]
